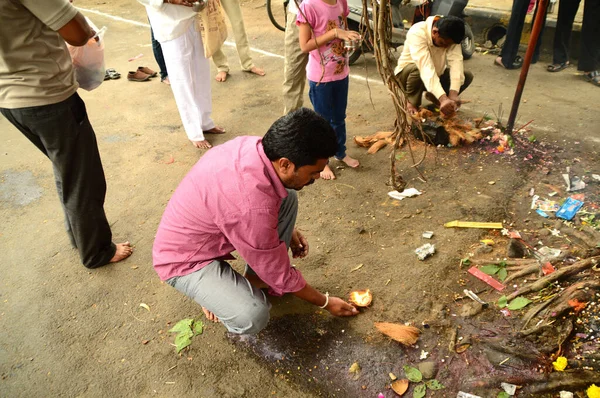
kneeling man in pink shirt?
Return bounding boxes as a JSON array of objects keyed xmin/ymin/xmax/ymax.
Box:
[{"xmin": 153, "ymin": 108, "xmax": 359, "ymax": 334}]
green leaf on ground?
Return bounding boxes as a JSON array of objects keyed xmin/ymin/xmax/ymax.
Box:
[
  {"xmin": 413, "ymin": 383, "xmax": 427, "ymax": 398},
  {"xmin": 425, "ymin": 379, "xmax": 445, "ymax": 390},
  {"xmin": 461, "ymin": 258, "xmax": 471, "ymax": 266},
  {"xmin": 498, "ymin": 392, "xmax": 510, "ymax": 398},
  {"xmin": 403, "ymin": 365, "xmax": 423, "ymax": 383},
  {"xmin": 508, "ymin": 296, "xmax": 532, "ymax": 310},
  {"xmin": 528, "ymin": 135, "xmax": 537, "ymax": 143},
  {"xmin": 497, "ymin": 295, "xmax": 508, "ymax": 308},
  {"xmin": 497, "ymin": 267, "xmax": 508, "ymax": 282},
  {"xmin": 479, "ymin": 264, "xmax": 500, "ymax": 275},
  {"xmin": 499, "ymin": 261, "xmax": 507, "ymax": 267},
  {"xmin": 169, "ymin": 318, "xmax": 194, "ymax": 334},
  {"xmin": 174, "ymin": 330, "xmax": 193, "ymax": 353},
  {"xmin": 193, "ymin": 320, "xmax": 204, "ymax": 336}
]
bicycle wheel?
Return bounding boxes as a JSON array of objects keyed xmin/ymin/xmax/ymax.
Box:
[{"xmin": 267, "ymin": 0, "xmax": 287, "ymax": 32}]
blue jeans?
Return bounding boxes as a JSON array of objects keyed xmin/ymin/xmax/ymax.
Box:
[
  {"xmin": 309, "ymin": 77, "xmax": 349, "ymax": 159},
  {"xmin": 150, "ymin": 27, "xmax": 168, "ymax": 80}
]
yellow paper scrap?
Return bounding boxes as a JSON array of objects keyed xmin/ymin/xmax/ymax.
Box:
[{"xmin": 444, "ymin": 221, "xmax": 503, "ymax": 229}]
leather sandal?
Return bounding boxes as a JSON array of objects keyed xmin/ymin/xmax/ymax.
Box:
[
  {"xmin": 584, "ymin": 70, "xmax": 600, "ymax": 87},
  {"xmin": 137, "ymin": 66, "xmax": 158, "ymax": 78},
  {"xmin": 547, "ymin": 62, "xmax": 569, "ymax": 72},
  {"xmin": 127, "ymin": 70, "xmax": 151, "ymax": 82},
  {"xmin": 494, "ymin": 55, "xmax": 523, "ymax": 70}
]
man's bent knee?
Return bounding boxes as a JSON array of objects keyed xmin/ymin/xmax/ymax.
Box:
[{"xmin": 225, "ymin": 301, "xmax": 270, "ymax": 335}]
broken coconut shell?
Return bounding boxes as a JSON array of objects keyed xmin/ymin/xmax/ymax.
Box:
[
  {"xmin": 349, "ymin": 289, "xmax": 373, "ymax": 307},
  {"xmin": 374, "ymin": 322, "xmax": 420, "ymax": 346},
  {"xmin": 391, "ymin": 379, "xmax": 409, "ymax": 396}
]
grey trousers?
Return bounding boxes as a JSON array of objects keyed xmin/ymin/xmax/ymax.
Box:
[
  {"xmin": 167, "ymin": 189, "xmax": 298, "ymax": 335},
  {"xmin": 1, "ymin": 93, "xmax": 116, "ymax": 268}
]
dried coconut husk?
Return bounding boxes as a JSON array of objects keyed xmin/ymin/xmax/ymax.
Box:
[
  {"xmin": 348, "ymin": 289, "xmax": 373, "ymax": 307},
  {"xmin": 367, "ymin": 140, "xmax": 388, "ymax": 154},
  {"xmin": 391, "ymin": 379, "xmax": 409, "ymax": 395},
  {"xmin": 354, "ymin": 136, "xmax": 373, "ymax": 148},
  {"xmin": 374, "ymin": 322, "xmax": 420, "ymax": 346}
]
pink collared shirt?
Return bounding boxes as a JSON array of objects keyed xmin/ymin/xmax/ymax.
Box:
[{"xmin": 153, "ymin": 136, "xmax": 306, "ymax": 296}]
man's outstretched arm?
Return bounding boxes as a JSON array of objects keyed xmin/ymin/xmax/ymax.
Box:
[{"xmin": 292, "ymin": 283, "xmax": 359, "ymax": 317}]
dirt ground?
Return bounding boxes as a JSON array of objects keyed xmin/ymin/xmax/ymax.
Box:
[{"xmin": 1, "ymin": 1, "xmax": 599, "ymax": 397}]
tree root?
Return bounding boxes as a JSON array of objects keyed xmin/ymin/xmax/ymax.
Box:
[
  {"xmin": 504, "ymin": 264, "xmax": 540, "ymax": 284},
  {"xmin": 469, "ymin": 258, "xmax": 539, "ymax": 266},
  {"xmin": 520, "ymin": 280, "xmax": 600, "ymax": 332},
  {"xmin": 506, "ymin": 256, "xmax": 599, "ymax": 301}
]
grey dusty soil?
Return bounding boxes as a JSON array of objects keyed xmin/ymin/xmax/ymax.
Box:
[{"xmin": 1, "ymin": 1, "xmax": 599, "ymax": 397}]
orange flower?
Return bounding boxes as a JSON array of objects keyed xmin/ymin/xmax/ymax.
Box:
[{"xmin": 568, "ymin": 299, "xmax": 587, "ymax": 313}]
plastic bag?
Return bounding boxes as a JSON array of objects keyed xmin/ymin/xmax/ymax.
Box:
[{"xmin": 67, "ymin": 18, "xmax": 106, "ymax": 91}]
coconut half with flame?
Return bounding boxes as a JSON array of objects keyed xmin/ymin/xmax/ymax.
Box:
[{"xmin": 349, "ymin": 289, "xmax": 373, "ymax": 307}]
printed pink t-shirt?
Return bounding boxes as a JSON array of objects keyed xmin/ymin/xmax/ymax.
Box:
[
  {"xmin": 152, "ymin": 136, "xmax": 306, "ymax": 296},
  {"xmin": 296, "ymin": 0, "xmax": 350, "ymax": 83}
]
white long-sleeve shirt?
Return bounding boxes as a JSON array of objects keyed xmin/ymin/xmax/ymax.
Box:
[
  {"xmin": 394, "ymin": 16, "xmax": 464, "ymax": 100},
  {"xmin": 137, "ymin": 0, "xmax": 196, "ymax": 42}
]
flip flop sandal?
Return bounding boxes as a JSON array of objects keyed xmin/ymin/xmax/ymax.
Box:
[
  {"xmin": 547, "ymin": 62, "xmax": 569, "ymax": 72},
  {"xmin": 584, "ymin": 70, "xmax": 600, "ymax": 87},
  {"xmin": 105, "ymin": 68, "xmax": 121, "ymax": 80},
  {"xmin": 494, "ymin": 55, "xmax": 522, "ymax": 69}
]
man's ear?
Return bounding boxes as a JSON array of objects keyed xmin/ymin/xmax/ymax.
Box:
[{"xmin": 278, "ymin": 157, "xmax": 295, "ymax": 174}]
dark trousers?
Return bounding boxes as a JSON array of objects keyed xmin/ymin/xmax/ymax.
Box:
[
  {"xmin": 553, "ymin": 0, "xmax": 600, "ymax": 71},
  {"xmin": 0, "ymin": 93, "xmax": 116, "ymax": 268},
  {"xmin": 151, "ymin": 27, "xmax": 168, "ymax": 80},
  {"xmin": 501, "ymin": 0, "xmax": 548, "ymax": 67},
  {"xmin": 397, "ymin": 64, "xmax": 474, "ymax": 107},
  {"xmin": 308, "ymin": 77, "xmax": 349, "ymax": 160}
]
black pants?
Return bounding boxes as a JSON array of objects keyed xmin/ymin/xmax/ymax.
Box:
[
  {"xmin": 501, "ymin": 0, "xmax": 548, "ymax": 67},
  {"xmin": 398, "ymin": 64, "xmax": 474, "ymax": 107},
  {"xmin": 553, "ymin": 0, "xmax": 600, "ymax": 71},
  {"xmin": 1, "ymin": 93, "xmax": 116, "ymax": 268}
]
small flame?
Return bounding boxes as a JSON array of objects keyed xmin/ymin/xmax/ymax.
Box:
[{"xmin": 349, "ymin": 289, "xmax": 372, "ymax": 307}]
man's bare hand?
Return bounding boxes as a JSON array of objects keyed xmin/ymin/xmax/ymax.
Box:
[
  {"xmin": 326, "ymin": 297, "xmax": 360, "ymax": 317},
  {"xmin": 448, "ymin": 90, "xmax": 461, "ymax": 106},
  {"xmin": 291, "ymin": 228, "xmax": 309, "ymax": 258},
  {"xmin": 439, "ymin": 94, "xmax": 457, "ymax": 117}
]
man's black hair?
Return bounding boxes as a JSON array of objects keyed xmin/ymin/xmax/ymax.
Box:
[
  {"xmin": 435, "ymin": 16, "xmax": 465, "ymax": 44},
  {"xmin": 263, "ymin": 108, "xmax": 337, "ymax": 168}
]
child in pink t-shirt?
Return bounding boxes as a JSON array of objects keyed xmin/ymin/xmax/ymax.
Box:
[{"xmin": 296, "ymin": 0, "xmax": 361, "ymax": 180}]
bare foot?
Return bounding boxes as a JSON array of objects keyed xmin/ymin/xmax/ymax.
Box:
[
  {"xmin": 109, "ymin": 241, "xmax": 133, "ymax": 263},
  {"xmin": 320, "ymin": 164, "xmax": 336, "ymax": 180},
  {"xmin": 341, "ymin": 155, "xmax": 359, "ymax": 168},
  {"xmin": 215, "ymin": 71, "xmax": 228, "ymax": 82},
  {"xmin": 244, "ymin": 66, "xmax": 265, "ymax": 76},
  {"xmin": 161, "ymin": 76, "xmax": 170, "ymax": 85},
  {"xmin": 191, "ymin": 139, "xmax": 212, "ymax": 149},
  {"xmin": 202, "ymin": 307, "xmax": 219, "ymax": 323},
  {"xmin": 203, "ymin": 126, "xmax": 226, "ymax": 134},
  {"xmin": 406, "ymin": 102, "xmax": 419, "ymax": 115}
]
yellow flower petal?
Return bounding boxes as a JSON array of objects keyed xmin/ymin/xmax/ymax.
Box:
[
  {"xmin": 552, "ymin": 356, "xmax": 568, "ymax": 371},
  {"xmin": 588, "ymin": 384, "xmax": 600, "ymax": 398}
]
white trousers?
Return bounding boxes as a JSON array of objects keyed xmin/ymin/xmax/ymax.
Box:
[{"xmin": 160, "ymin": 23, "xmax": 215, "ymax": 142}]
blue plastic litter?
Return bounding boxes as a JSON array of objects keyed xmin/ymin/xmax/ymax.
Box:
[
  {"xmin": 556, "ymin": 198, "xmax": 584, "ymax": 220},
  {"xmin": 536, "ymin": 209, "xmax": 550, "ymax": 218}
]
